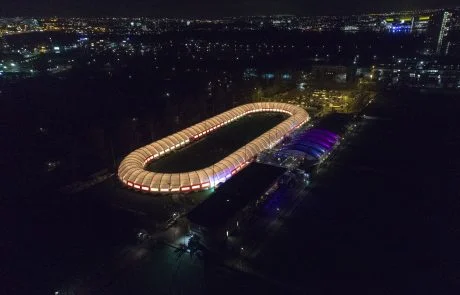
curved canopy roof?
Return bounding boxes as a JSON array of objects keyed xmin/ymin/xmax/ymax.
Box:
[
  {"xmin": 118, "ymin": 102, "xmax": 309, "ymax": 194},
  {"xmin": 281, "ymin": 128, "xmax": 339, "ymax": 160}
]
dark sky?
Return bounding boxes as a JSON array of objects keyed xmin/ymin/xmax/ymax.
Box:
[{"xmin": 0, "ymin": 0, "xmax": 458, "ymax": 17}]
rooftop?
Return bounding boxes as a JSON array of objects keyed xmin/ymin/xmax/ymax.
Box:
[{"xmin": 187, "ymin": 162, "xmax": 286, "ymax": 228}]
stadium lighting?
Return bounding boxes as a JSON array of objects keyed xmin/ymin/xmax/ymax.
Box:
[{"xmin": 118, "ymin": 103, "xmax": 309, "ymax": 194}]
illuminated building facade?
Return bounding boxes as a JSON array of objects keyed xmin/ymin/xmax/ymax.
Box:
[
  {"xmin": 118, "ymin": 102, "xmax": 309, "ymax": 194},
  {"xmin": 311, "ymin": 65, "xmax": 348, "ymax": 82},
  {"xmin": 412, "ymin": 15, "xmax": 431, "ymax": 34},
  {"xmin": 374, "ymin": 58, "xmax": 460, "ymax": 89},
  {"xmin": 436, "ymin": 11, "xmax": 452, "ymax": 55},
  {"xmin": 384, "ymin": 16, "xmax": 414, "ymax": 33},
  {"xmin": 425, "ymin": 11, "xmax": 452, "ymax": 55}
]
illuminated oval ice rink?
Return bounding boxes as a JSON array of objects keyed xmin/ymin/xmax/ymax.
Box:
[{"xmin": 118, "ymin": 102, "xmax": 309, "ymax": 193}]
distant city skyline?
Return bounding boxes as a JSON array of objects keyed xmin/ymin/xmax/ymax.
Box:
[{"xmin": 1, "ymin": 0, "xmax": 459, "ymax": 17}]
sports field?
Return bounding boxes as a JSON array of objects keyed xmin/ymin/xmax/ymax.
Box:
[{"xmin": 146, "ymin": 113, "xmax": 287, "ymax": 173}]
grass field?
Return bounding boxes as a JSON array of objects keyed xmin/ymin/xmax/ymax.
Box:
[{"xmin": 146, "ymin": 112, "xmax": 287, "ymax": 173}]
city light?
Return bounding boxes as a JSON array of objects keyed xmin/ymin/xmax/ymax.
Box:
[{"xmin": 2, "ymin": 9, "xmax": 459, "ymax": 295}]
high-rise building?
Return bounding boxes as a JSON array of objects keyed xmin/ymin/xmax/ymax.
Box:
[
  {"xmin": 436, "ymin": 11, "xmax": 452, "ymax": 54},
  {"xmin": 425, "ymin": 11, "xmax": 452, "ymax": 55}
]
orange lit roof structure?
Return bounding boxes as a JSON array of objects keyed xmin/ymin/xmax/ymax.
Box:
[{"xmin": 118, "ymin": 102, "xmax": 309, "ymax": 193}]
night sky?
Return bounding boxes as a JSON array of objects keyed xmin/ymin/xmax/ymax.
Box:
[{"xmin": 0, "ymin": 0, "xmax": 458, "ymax": 17}]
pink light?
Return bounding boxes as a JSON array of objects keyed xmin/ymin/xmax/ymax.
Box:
[
  {"xmin": 201, "ymin": 182, "xmax": 210, "ymax": 188},
  {"xmin": 181, "ymin": 186, "xmax": 190, "ymax": 191},
  {"xmin": 192, "ymin": 184, "xmax": 201, "ymax": 189}
]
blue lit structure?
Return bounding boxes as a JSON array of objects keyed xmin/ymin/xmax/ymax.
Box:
[
  {"xmin": 390, "ymin": 25, "xmax": 411, "ymax": 33},
  {"xmin": 280, "ymin": 128, "xmax": 339, "ymax": 160},
  {"xmin": 282, "ymin": 73, "xmax": 292, "ymax": 80},
  {"xmin": 261, "ymin": 73, "xmax": 275, "ymax": 79},
  {"xmin": 243, "ymin": 68, "xmax": 258, "ymax": 80},
  {"xmin": 262, "ymin": 186, "xmax": 289, "ymax": 215}
]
